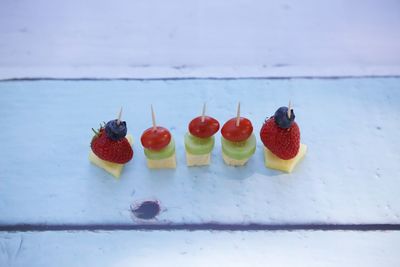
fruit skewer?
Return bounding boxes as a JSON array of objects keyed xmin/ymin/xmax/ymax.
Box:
[
  {"xmin": 89, "ymin": 108, "xmax": 134, "ymax": 178},
  {"xmin": 184, "ymin": 103, "xmax": 220, "ymax": 166},
  {"xmin": 221, "ymin": 103, "xmax": 256, "ymax": 166},
  {"xmin": 260, "ymin": 102, "xmax": 307, "ymax": 172},
  {"xmin": 141, "ymin": 105, "xmax": 176, "ymax": 169}
]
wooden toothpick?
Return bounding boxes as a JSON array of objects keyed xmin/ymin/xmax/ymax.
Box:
[
  {"xmin": 201, "ymin": 102, "xmax": 206, "ymax": 122},
  {"xmin": 117, "ymin": 107, "xmax": 123, "ymax": 125},
  {"xmin": 151, "ymin": 104, "xmax": 157, "ymax": 130},
  {"xmin": 236, "ymin": 102, "xmax": 241, "ymax": 127},
  {"xmin": 287, "ymin": 101, "xmax": 292, "ymax": 119}
]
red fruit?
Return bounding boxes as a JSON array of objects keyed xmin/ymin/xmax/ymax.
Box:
[
  {"xmin": 260, "ymin": 117, "xmax": 300, "ymax": 160},
  {"xmin": 189, "ymin": 116, "xmax": 220, "ymax": 138},
  {"xmin": 91, "ymin": 128, "xmax": 133, "ymax": 164},
  {"xmin": 141, "ymin": 126, "xmax": 171, "ymax": 151},
  {"xmin": 221, "ymin": 117, "xmax": 253, "ymax": 142}
]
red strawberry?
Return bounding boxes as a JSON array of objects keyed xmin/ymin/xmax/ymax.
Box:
[
  {"xmin": 91, "ymin": 128, "xmax": 133, "ymax": 164},
  {"xmin": 260, "ymin": 117, "xmax": 300, "ymax": 160}
]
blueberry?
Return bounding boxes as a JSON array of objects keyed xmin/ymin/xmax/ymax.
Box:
[
  {"xmin": 273, "ymin": 106, "xmax": 295, "ymax": 129},
  {"xmin": 105, "ymin": 119, "xmax": 127, "ymax": 140}
]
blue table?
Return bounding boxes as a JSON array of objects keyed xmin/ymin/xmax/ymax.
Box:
[{"xmin": 1, "ymin": 78, "xmax": 399, "ymax": 266}]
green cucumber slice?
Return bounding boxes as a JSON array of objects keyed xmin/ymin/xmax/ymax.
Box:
[
  {"xmin": 184, "ymin": 133, "xmax": 214, "ymax": 155},
  {"xmin": 144, "ymin": 138, "xmax": 175, "ymax": 160},
  {"xmin": 221, "ymin": 134, "xmax": 256, "ymax": 160}
]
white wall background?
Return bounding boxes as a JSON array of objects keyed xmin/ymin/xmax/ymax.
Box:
[{"xmin": 1, "ymin": 0, "xmax": 400, "ymax": 78}]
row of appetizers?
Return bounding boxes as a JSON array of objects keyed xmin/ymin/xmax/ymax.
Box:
[{"xmin": 89, "ymin": 103, "xmax": 307, "ymax": 178}]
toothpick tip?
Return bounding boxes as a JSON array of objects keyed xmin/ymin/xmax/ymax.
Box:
[
  {"xmin": 236, "ymin": 102, "xmax": 241, "ymax": 126},
  {"xmin": 117, "ymin": 107, "xmax": 123, "ymax": 125},
  {"xmin": 151, "ymin": 104, "xmax": 157, "ymax": 130},
  {"xmin": 201, "ymin": 103, "xmax": 206, "ymax": 122}
]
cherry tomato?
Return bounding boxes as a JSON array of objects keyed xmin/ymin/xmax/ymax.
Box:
[
  {"xmin": 221, "ymin": 117, "xmax": 253, "ymax": 142},
  {"xmin": 188, "ymin": 116, "xmax": 220, "ymax": 138},
  {"xmin": 141, "ymin": 126, "xmax": 171, "ymax": 151}
]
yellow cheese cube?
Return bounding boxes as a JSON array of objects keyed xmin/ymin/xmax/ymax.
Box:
[
  {"xmin": 89, "ymin": 135, "xmax": 133, "ymax": 178},
  {"xmin": 186, "ymin": 151, "xmax": 211, "ymax": 166},
  {"xmin": 264, "ymin": 144, "xmax": 307, "ymax": 173},
  {"xmin": 222, "ymin": 152, "xmax": 250, "ymax": 166},
  {"xmin": 146, "ymin": 153, "xmax": 177, "ymax": 169}
]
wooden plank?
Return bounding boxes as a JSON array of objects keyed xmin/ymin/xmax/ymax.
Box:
[
  {"xmin": 0, "ymin": 78, "xmax": 399, "ymax": 224},
  {"xmin": 1, "ymin": 0, "xmax": 400, "ymax": 78},
  {"xmin": 1, "ymin": 230, "xmax": 400, "ymax": 266}
]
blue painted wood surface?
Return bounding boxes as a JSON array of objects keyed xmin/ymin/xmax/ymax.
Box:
[
  {"xmin": 0, "ymin": 78, "xmax": 399, "ymax": 225},
  {"xmin": 1, "ymin": 231, "xmax": 399, "ymax": 267}
]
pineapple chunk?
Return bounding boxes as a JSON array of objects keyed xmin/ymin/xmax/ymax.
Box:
[
  {"xmin": 146, "ymin": 153, "xmax": 177, "ymax": 169},
  {"xmin": 222, "ymin": 152, "xmax": 249, "ymax": 166},
  {"xmin": 186, "ymin": 151, "xmax": 211, "ymax": 166},
  {"xmin": 264, "ymin": 144, "xmax": 307, "ymax": 173},
  {"xmin": 89, "ymin": 135, "xmax": 133, "ymax": 178}
]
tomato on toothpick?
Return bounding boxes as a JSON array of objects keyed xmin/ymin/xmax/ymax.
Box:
[
  {"xmin": 141, "ymin": 126, "xmax": 171, "ymax": 150},
  {"xmin": 189, "ymin": 103, "xmax": 220, "ymax": 138},
  {"xmin": 140, "ymin": 105, "xmax": 172, "ymax": 151},
  {"xmin": 189, "ymin": 117, "xmax": 219, "ymax": 138},
  {"xmin": 221, "ymin": 102, "xmax": 253, "ymax": 142}
]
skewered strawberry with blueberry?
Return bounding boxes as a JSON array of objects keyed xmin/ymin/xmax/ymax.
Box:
[
  {"xmin": 89, "ymin": 109, "xmax": 134, "ymax": 178},
  {"xmin": 91, "ymin": 120, "xmax": 133, "ymax": 164},
  {"xmin": 260, "ymin": 106, "xmax": 299, "ymax": 160},
  {"xmin": 260, "ymin": 104, "xmax": 307, "ymax": 173}
]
